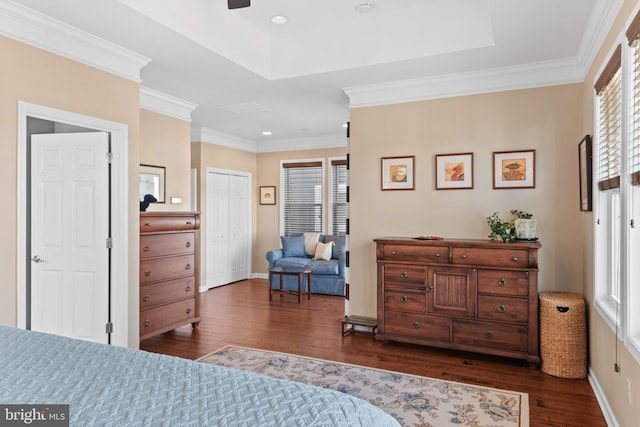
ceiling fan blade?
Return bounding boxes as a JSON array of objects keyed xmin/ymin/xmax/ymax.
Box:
[{"xmin": 228, "ymin": 0, "xmax": 250, "ymax": 9}]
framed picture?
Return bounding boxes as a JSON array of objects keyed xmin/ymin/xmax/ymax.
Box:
[
  {"xmin": 139, "ymin": 164, "xmax": 165, "ymax": 203},
  {"xmin": 259, "ymin": 186, "xmax": 276, "ymax": 205},
  {"xmin": 381, "ymin": 156, "xmax": 415, "ymax": 190},
  {"xmin": 493, "ymin": 150, "xmax": 536, "ymax": 189},
  {"xmin": 579, "ymin": 135, "xmax": 593, "ymax": 211},
  {"xmin": 435, "ymin": 152, "xmax": 474, "ymax": 190}
]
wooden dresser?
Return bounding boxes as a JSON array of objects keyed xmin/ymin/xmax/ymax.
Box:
[
  {"xmin": 375, "ymin": 237, "xmax": 541, "ymax": 366},
  {"xmin": 140, "ymin": 212, "xmax": 200, "ymax": 341}
]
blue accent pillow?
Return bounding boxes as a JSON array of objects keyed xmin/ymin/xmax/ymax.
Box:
[{"xmin": 281, "ymin": 235, "xmax": 306, "ymax": 258}]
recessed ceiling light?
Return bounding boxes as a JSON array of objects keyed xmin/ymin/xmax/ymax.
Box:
[
  {"xmin": 262, "ymin": 131, "xmax": 272, "ymax": 136},
  {"xmin": 355, "ymin": 2, "xmax": 374, "ymax": 13},
  {"xmin": 271, "ymin": 15, "xmax": 288, "ymax": 24}
]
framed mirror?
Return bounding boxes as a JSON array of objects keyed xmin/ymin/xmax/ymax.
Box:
[{"xmin": 139, "ymin": 164, "xmax": 165, "ymax": 203}]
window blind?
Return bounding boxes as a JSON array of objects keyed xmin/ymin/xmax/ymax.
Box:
[
  {"xmin": 631, "ymin": 33, "xmax": 640, "ymax": 185},
  {"xmin": 282, "ymin": 161, "xmax": 323, "ymax": 235},
  {"xmin": 596, "ymin": 46, "xmax": 622, "ymax": 191},
  {"xmin": 331, "ymin": 160, "xmax": 347, "ymax": 235}
]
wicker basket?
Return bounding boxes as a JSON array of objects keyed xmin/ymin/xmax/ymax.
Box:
[{"xmin": 539, "ymin": 292, "xmax": 587, "ymax": 379}]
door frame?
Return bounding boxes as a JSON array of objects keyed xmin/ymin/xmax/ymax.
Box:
[
  {"xmin": 17, "ymin": 101, "xmax": 129, "ymax": 347},
  {"xmin": 204, "ymin": 167, "xmax": 252, "ymax": 291}
]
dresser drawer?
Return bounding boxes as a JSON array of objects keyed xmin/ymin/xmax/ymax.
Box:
[
  {"xmin": 140, "ymin": 232, "xmax": 195, "ymax": 259},
  {"xmin": 477, "ymin": 270, "xmax": 529, "ymax": 296},
  {"xmin": 140, "ymin": 254, "xmax": 195, "ymax": 284},
  {"xmin": 140, "ymin": 298, "xmax": 196, "ymax": 334},
  {"xmin": 385, "ymin": 311, "xmax": 451, "ymax": 342},
  {"xmin": 477, "ymin": 295, "xmax": 528, "ymax": 324},
  {"xmin": 383, "ymin": 245, "xmax": 449, "ymax": 263},
  {"xmin": 140, "ymin": 214, "xmax": 198, "ymax": 232},
  {"xmin": 452, "ymin": 319, "xmax": 528, "ymax": 352},
  {"xmin": 451, "ymin": 247, "xmax": 529, "ymax": 268},
  {"xmin": 384, "ymin": 265, "xmax": 427, "ymax": 288},
  {"xmin": 384, "ymin": 288, "xmax": 426, "ymax": 312},
  {"xmin": 140, "ymin": 276, "xmax": 196, "ymax": 309}
]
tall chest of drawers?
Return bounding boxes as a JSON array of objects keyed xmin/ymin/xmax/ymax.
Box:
[
  {"xmin": 140, "ymin": 212, "xmax": 200, "ymax": 341},
  {"xmin": 375, "ymin": 237, "xmax": 541, "ymax": 367}
]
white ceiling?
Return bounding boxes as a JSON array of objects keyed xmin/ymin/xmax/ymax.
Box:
[{"xmin": 9, "ymin": 0, "xmax": 614, "ymax": 148}]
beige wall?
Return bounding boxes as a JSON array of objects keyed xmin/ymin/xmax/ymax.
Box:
[
  {"xmin": 255, "ymin": 147, "xmax": 347, "ymax": 274},
  {"xmin": 0, "ymin": 36, "xmax": 141, "ymax": 346},
  {"xmin": 140, "ymin": 109, "xmax": 192, "ymax": 212},
  {"xmin": 580, "ymin": 0, "xmax": 640, "ymax": 425},
  {"xmin": 349, "ymin": 84, "xmax": 583, "ymax": 318}
]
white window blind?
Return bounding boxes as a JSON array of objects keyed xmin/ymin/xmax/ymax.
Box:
[
  {"xmin": 331, "ymin": 159, "xmax": 347, "ymax": 235},
  {"xmin": 631, "ymin": 38, "xmax": 640, "ymax": 186},
  {"xmin": 596, "ymin": 46, "xmax": 622, "ymax": 191},
  {"xmin": 282, "ymin": 161, "xmax": 323, "ymax": 235}
]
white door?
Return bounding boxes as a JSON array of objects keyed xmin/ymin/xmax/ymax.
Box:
[
  {"xmin": 206, "ymin": 171, "xmax": 250, "ymax": 288},
  {"xmin": 30, "ymin": 132, "xmax": 110, "ymax": 344}
]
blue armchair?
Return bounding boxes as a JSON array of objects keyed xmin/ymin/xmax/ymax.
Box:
[{"xmin": 266, "ymin": 234, "xmax": 346, "ymax": 296}]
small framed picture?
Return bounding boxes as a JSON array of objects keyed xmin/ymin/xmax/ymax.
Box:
[
  {"xmin": 435, "ymin": 152, "xmax": 474, "ymax": 190},
  {"xmin": 578, "ymin": 135, "xmax": 592, "ymax": 211},
  {"xmin": 259, "ymin": 186, "xmax": 276, "ymax": 205},
  {"xmin": 381, "ymin": 156, "xmax": 415, "ymax": 190},
  {"xmin": 493, "ymin": 150, "xmax": 536, "ymax": 189},
  {"xmin": 139, "ymin": 164, "xmax": 166, "ymax": 203}
]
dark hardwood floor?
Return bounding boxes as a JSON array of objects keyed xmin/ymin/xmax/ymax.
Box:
[{"xmin": 140, "ymin": 279, "xmax": 606, "ymax": 427}]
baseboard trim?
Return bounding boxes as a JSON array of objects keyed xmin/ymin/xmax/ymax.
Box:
[{"xmin": 588, "ymin": 367, "xmax": 619, "ymax": 427}]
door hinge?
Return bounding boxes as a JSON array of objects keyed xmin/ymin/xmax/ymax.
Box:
[
  {"xmin": 105, "ymin": 322, "xmax": 113, "ymax": 334},
  {"xmin": 106, "ymin": 237, "xmax": 113, "ymax": 249},
  {"xmin": 106, "ymin": 152, "xmax": 113, "ymax": 163},
  {"xmin": 631, "ymin": 219, "xmax": 636, "ymax": 229}
]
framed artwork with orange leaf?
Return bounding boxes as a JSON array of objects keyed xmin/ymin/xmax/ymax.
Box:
[
  {"xmin": 435, "ymin": 152, "xmax": 474, "ymax": 190},
  {"xmin": 493, "ymin": 149, "xmax": 535, "ymax": 189}
]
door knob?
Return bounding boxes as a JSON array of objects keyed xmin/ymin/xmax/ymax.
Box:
[{"xmin": 31, "ymin": 255, "xmax": 47, "ymax": 263}]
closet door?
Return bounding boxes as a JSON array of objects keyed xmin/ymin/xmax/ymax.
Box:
[
  {"xmin": 206, "ymin": 172, "xmax": 230, "ymax": 288},
  {"xmin": 229, "ymin": 174, "xmax": 249, "ymax": 282}
]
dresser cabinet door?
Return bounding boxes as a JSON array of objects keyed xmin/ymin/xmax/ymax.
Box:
[{"xmin": 428, "ymin": 267, "xmax": 476, "ymax": 317}]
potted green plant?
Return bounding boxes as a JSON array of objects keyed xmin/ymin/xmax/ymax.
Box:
[
  {"xmin": 486, "ymin": 211, "xmax": 516, "ymax": 242},
  {"xmin": 511, "ymin": 209, "xmax": 537, "ymax": 239}
]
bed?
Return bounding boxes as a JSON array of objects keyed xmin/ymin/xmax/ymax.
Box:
[{"xmin": 0, "ymin": 326, "xmax": 399, "ymax": 426}]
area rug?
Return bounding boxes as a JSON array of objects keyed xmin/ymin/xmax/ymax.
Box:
[{"xmin": 198, "ymin": 345, "xmax": 529, "ymax": 427}]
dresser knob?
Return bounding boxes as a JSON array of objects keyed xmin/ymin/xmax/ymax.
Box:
[
  {"xmin": 498, "ymin": 304, "xmax": 506, "ymax": 313},
  {"xmin": 498, "ymin": 278, "xmax": 506, "ymax": 286},
  {"xmin": 391, "ymin": 250, "xmax": 397, "ymax": 256},
  {"xmin": 144, "ymin": 270, "xmax": 151, "ymax": 276},
  {"xmin": 144, "ymin": 295, "xmax": 150, "ymax": 302},
  {"xmin": 435, "ymin": 253, "xmax": 441, "ymax": 257},
  {"xmin": 186, "ymin": 308, "xmax": 192, "ymax": 314},
  {"xmin": 426, "ymin": 285, "xmax": 434, "ymax": 293},
  {"xmin": 401, "ymin": 295, "xmax": 408, "ymax": 303},
  {"xmin": 461, "ymin": 254, "xmax": 467, "ymax": 259},
  {"xmin": 512, "ymin": 257, "xmax": 518, "ymax": 262},
  {"xmin": 185, "ymin": 241, "xmax": 191, "ymax": 248},
  {"xmin": 185, "ymin": 286, "xmax": 191, "ymax": 292},
  {"xmin": 144, "ymin": 222, "xmax": 151, "ymax": 227},
  {"xmin": 400, "ymin": 271, "xmax": 408, "ymax": 279},
  {"xmin": 143, "ymin": 246, "xmax": 151, "ymax": 252},
  {"xmin": 413, "ymin": 321, "xmax": 420, "ymax": 329},
  {"xmin": 144, "ymin": 320, "xmax": 151, "ymax": 327},
  {"xmin": 186, "ymin": 221, "xmax": 192, "ymax": 225},
  {"xmin": 185, "ymin": 264, "xmax": 191, "ymax": 270},
  {"xmin": 485, "ymin": 331, "xmax": 493, "ymax": 339}
]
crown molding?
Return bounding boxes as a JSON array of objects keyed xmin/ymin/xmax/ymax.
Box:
[
  {"xmin": 140, "ymin": 86, "xmax": 198, "ymax": 122},
  {"xmin": 256, "ymin": 133, "xmax": 346, "ymax": 153},
  {"xmin": 0, "ymin": 0, "xmax": 150, "ymax": 82},
  {"xmin": 193, "ymin": 127, "xmax": 258, "ymax": 153}
]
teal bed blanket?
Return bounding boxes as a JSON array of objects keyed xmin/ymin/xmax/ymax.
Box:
[{"xmin": 0, "ymin": 326, "xmax": 399, "ymax": 426}]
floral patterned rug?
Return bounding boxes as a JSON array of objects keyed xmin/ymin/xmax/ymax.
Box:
[{"xmin": 198, "ymin": 345, "xmax": 529, "ymax": 427}]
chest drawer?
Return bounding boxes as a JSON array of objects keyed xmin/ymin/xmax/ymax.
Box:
[
  {"xmin": 383, "ymin": 245, "xmax": 449, "ymax": 263},
  {"xmin": 384, "ymin": 311, "xmax": 451, "ymax": 342},
  {"xmin": 384, "ymin": 288, "xmax": 426, "ymax": 312},
  {"xmin": 451, "ymin": 247, "xmax": 529, "ymax": 268},
  {"xmin": 452, "ymin": 319, "xmax": 528, "ymax": 352},
  {"xmin": 383, "ymin": 265, "xmax": 427, "ymax": 288},
  {"xmin": 477, "ymin": 270, "xmax": 529, "ymax": 296},
  {"xmin": 140, "ymin": 214, "xmax": 198, "ymax": 232},
  {"xmin": 140, "ymin": 254, "xmax": 195, "ymax": 284},
  {"xmin": 140, "ymin": 276, "xmax": 196, "ymax": 309},
  {"xmin": 140, "ymin": 298, "xmax": 196, "ymax": 334},
  {"xmin": 140, "ymin": 232, "xmax": 195, "ymax": 259},
  {"xmin": 477, "ymin": 295, "xmax": 528, "ymax": 324}
]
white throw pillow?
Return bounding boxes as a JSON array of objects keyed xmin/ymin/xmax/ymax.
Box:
[{"xmin": 313, "ymin": 241, "xmax": 335, "ymax": 261}]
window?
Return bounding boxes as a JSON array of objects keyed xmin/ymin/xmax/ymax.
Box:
[
  {"xmin": 280, "ymin": 160, "xmax": 324, "ymax": 235},
  {"xmin": 329, "ymin": 158, "xmax": 348, "ymax": 235}
]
